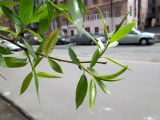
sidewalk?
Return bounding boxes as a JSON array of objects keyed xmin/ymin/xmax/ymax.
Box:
[{"xmin": 0, "ymin": 94, "xmax": 32, "ymax": 120}]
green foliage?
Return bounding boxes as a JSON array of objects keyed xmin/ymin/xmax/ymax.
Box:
[
  {"xmin": 89, "ymin": 79, "xmax": 97, "ymax": 111},
  {"xmin": 0, "ymin": 0, "xmax": 136, "ymax": 111},
  {"xmin": 4, "ymin": 57, "xmax": 27, "ymax": 68},
  {"xmin": 37, "ymin": 29, "xmax": 59, "ymax": 56},
  {"xmin": 23, "ymin": 39, "xmax": 37, "ymax": 60},
  {"xmin": 68, "ymin": 47, "xmax": 80, "ymax": 65},
  {"xmin": 20, "ymin": 72, "xmax": 33, "ymax": 95},
  {"xmin": 76, "ymin": 74, "xmax": 88, "ymax": 109},
  {"xmin": 1, "ymin": 6, "xmax": 23, "ymax": 31},
  {"xmin": 48, "ymin": 59, "xmax": 63, "ymax": 73},
  {"xmin": 0, "ymin": 46, "xmax": 13, "ymax": 55},
  {"xmin": 0, "ymin": 1, "xmax": 19, "ymax": 6},
  {"xmin": 19, "ymin": 0, "xmax": 34, "ymax": 25},
  {"xmin": 37, "ymin": 71, "xmax": 61, "ymax": 78},
  {"xmin": 109, "ymin": 21, "xmax": 137, "ymax": 44}
]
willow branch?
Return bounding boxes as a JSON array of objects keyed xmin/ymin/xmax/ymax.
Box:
[{"xmin": 0, "ymin": 35, "xmax": 107, "ymax": 64}]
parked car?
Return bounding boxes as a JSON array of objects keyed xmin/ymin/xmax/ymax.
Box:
[
  {"xmin": 111, "ymin": 28, "xmax": 156, "ymax": 45},
  {"xmin": 56, "ymin": 35, "xmax": 71, "ymax": 45},
  {"xmin": 0, "ymin": 40, "xmax": 22, "ymax": 51},
  {"xmin": 70, "ymin": 33, "xmax": 106, "ymax": 45}
]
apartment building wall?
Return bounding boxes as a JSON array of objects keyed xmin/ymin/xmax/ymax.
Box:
[{"xmin": 60, "ymin": 0, "xmax": 128, "ymax": 36}]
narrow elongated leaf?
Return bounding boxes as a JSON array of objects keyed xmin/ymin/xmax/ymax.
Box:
[
  {"xmin": 109, "ymin": 21, "xmax": 137, "ymax": 44},
  {"xmin": 1, "ymin": 6, "xmax": 23, "ymax": 28},
  {"xmin": 37, "ymin": 29, "xmax": 59, "ymax": 56},
  {"xmin": 102, "ymin": 56, "xmax": 132, "ymax": 71},
  {"xmin": 68, "ymin": 47, "xmax": 80, "ymax": 65},
  {"xmin": 20, "ymin": 72, "xmax": 33, "ymax": 95},
  {"xmin": 4, "ymin": 57, "xmax": 27, "ymax": 68},
  {"xmin": 0, "ymin": 1, "xmax": 19, "ymax": 6},
  {"xmin": 97, "ymin": 7, "xmax": 109, "ymax": 39},
  {"xmin": 76, "ymin": 74, "xmax": 88, "ymax": 109},
  {"xmin": 68, "ymin": 0, "xmax": 83, "ymax": 32},
  {"xmin": 33, "ymin": 57, "xmax": 43, "ymax": 68},
  {"xmin": 0, "ymin": 46, "xmax": 13, "ymax": 55},
  {"xmin": 114, "ymin": 13, "xmax": 129, "ymax": 34},
  {"xmin": 90, "ymin": 49, "xmax": 100, "ymax": 68},
  {"xmin": 22, "ymin": 39, "xmax": 37, "ymax": 60},
  {"xmin": 48, "ymin": 59, "xmax": 63, "ymax": 73},
  {"xmin": 0, "ymin": 26, "xmax": 14, "ymax": 33},
  {"xmin": 19, "ymin": 0, "xmax": 34, "ymax": 25},
  {"xmin": 95, "ymin": 78, "xmax": 110, "ymax": 94},
  {"xmin": 33, "ymin": 70, "xmax": 39, "ymax": 99},
  {"xmin": 89, "ymin": 79, "xmax": 97, "ymax": 111},
  {"xmin": 0, "ymin": 54, "xmax": 6, "ymax": 67},
  {"xmin": 27, "ymin": 29, "xmax": 44, "ymax": 41},
  {"xmin": 95, "ymin": 66, "xmax": 128, "ymax": 81},
  {"xmin": 37, "ymin": 71, "xmax": 61, "ymax": 78}
]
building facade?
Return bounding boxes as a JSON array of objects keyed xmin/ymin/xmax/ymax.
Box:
[
  {"xmin": 138, "ymin": 0, "xmax": 160, "ymax": 30},
  {"xmin": 58, "ymin": 0, "xmax": 135, "ymax": 36}
]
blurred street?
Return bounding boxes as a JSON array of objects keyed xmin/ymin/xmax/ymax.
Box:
[{"xmin": 0, "ymin": 43, "xmax": 160, "ymax": 120}]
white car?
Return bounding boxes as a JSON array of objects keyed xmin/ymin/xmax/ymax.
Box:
[{"xmin": 0, "ymin": 40, "xmax": 22, "ymax": 51}]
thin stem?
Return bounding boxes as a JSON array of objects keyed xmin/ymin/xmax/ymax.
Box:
[{"xmin": 0, "ymin": 35, "xmax": 107, "ymax": 64}]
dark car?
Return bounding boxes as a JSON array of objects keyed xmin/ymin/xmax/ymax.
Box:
[
  {"xmin": 56, "ymin": 35, "xmax": 71, "ymax": 45},
  {"xmin": 70, "ymin": 33, "xmax": 106, "ymax": 45}
]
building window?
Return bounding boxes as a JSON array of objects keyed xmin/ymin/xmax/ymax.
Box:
[
  {"xmin": 85, "ymin": 27, "xmax": 90, "ymax": 32},
  {"xmin": 95, "ymin": 27, "xmax": 99, "ymax": 35},
  {"xmin": 114, "ymin": 7, "xmax": 121, "ymax": 17},
  {"xmin": 94, "ymin": 12, "xmax": 99, "ymax": 20},
  {"xmin": 71, "ymin": 30, "xmax": 74, "ymax": 36},
  {"xmin": 84, "ymin": 15, "xmax": 89, "ymax": 22},
  {"xmin": 104, "ymin": 11, "xmax": 109, "ymax": 18},
  {"xmin": 93, "ymin": 0, "xmax": 98, "ymax": 4}
]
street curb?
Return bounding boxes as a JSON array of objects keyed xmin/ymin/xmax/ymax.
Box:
[{"xmin": 0, "ymin": 93, "xmax": 36, "ymax": 120}]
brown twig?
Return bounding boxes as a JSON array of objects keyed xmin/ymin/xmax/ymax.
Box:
[{"xmin": 0, "ymin": 35, "xmax": 107, "ymax": 64}]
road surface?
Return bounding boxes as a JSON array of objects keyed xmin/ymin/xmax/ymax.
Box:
[{"xmin": 0, "ymin": 43, "xmax": 160, "ymax": 120}]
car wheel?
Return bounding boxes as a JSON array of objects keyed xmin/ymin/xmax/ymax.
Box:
[
  {"xmin": 140, "ymin": 39, "xmax": 148, "ymax": 45},
  {"xmin": 90, "ymin": 41, "xmax": 94, "ymax": 45}
]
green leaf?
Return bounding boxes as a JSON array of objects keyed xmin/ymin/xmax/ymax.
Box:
[
  {"xmin": 1, "ymin": 6, "xmax": 23, "ymax": 29},
  {"xmin": 0, "ymin": 1, "xmax": 19, "ymax": 6},
  {"xmin": 90, "ymin": 49, "xmax": 100, "ymax": 68},
  {"xmin": 39, "ymin": 1, "xmax": 52, "ymax": 34},
  {"xmin": 68, "ymin": 0, "xmax": 83, "ymax": 32},
  {"xmin": 95, "ymin": 78, "xmax": 110, "ymax": 94},
  {"xmin": 95, "ymin": 66, "xmax": 128, "ymax": 81},
  {"xmin": 19, "ymin": 0, "xmax": 34, "ymax": 25},
  {"xmin": 0, "ymin": 46, "xmax": 13, "ymax": 55},
  {"xmin": 48, "ymin": 59, "xmax": 63, "ymax": 73},
  {"xmin": 33, "ymin": 70, "xmax": 39, "ymax": 99},
  {"xmin": 102, "ymin": 56, "xmax": 132, "ymax": 71},
  {"xmin": 20, "ymin": 72, "xmax": 33, "ymax": 95},
  {"xmin": 0, "ymin": 26, "xmax": 14, "ymax": 33},
  {"xmin": 27, "ymin": 29, "xmax": 44, "ymax": 41},
  {"xmin": 37, "ymin": 29, "xmax": 59, "ymax": 56},
  {"xmin": 97, "ymin": 7, "xmax": 109, "ymax": 39},
  {"xmin": 109, "ymin": 21, "xmax": 137, "ymax": 44},
  {"xmin": 0, "ymin": 54, "xmax": 6, "ymax": 67},
  {"xmin": 33, "ymin": 57, "xmax": 43, "ymax": 68},
  {"xmin": 114, "ymin": 12, "xmax": 129, "ymax": 34},
  {"xmin": 89, "ymin": 79, "xmax": 97, "ymax": 111},
  {"xmin": 68, "ymin": 47, "xmax": 80, "ymax": 65},
  {"xmin": 4, "ymin": 57, "xmax": 27, "ymax": 68},
  {"xmin": 76, "ymin": 74, "xmax": 88, "ymax": 109},
  {"xmin": 22, "ymin": 39, "xmax": 37, "ymax": 60},
  {"xmin": 37, "ymin": 71, "xmax": 61, "ymax": 78}
]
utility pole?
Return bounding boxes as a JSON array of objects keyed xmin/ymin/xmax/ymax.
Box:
[{"xmin": 110, "ymin": 0, "xmax": 113, "ymax": 31}]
